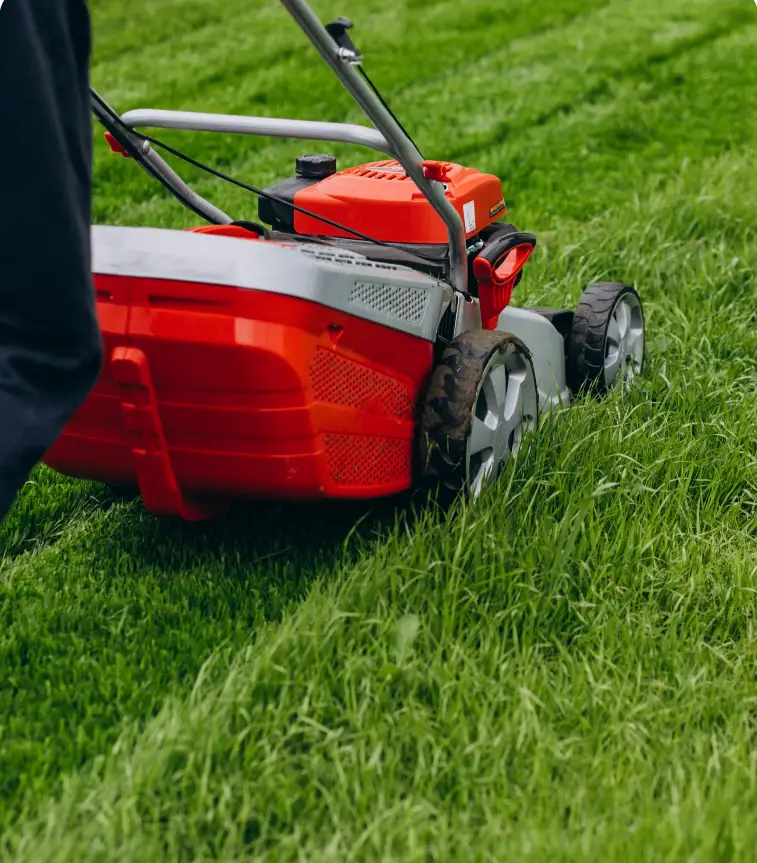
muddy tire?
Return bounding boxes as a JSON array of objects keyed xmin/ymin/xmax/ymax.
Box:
[{"xmin": 417, "ymin": 329, "xmax": 538, "ymax": 507}]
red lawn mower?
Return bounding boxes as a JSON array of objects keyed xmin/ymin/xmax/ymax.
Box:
[{"xmin": 45, "ymin": 0, "xmax": 646, "ymax": 520}]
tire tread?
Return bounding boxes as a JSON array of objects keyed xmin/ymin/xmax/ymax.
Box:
[{"xmin": 566, "ymin": 282, "xmax": 643, "ymax": 395}]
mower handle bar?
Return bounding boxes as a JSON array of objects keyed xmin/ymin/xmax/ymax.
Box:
[
  {"xmin": 100, "ymin": 0, "xmax": 469, "ymax": 293},
  {"xmin": 120, "ymin": 111, "xmax": 397, "ymax": 159}
]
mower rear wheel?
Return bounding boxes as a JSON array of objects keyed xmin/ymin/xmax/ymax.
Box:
[
  {"xmin": 567, "ymin": 282, "xmax": 645, "ymax": 395},
  {"xmin": 418, "ymin": 329, "xmax": 538, "ymax": 506}
]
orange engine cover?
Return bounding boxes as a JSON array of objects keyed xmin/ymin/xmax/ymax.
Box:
[{"xmin": 293, "ymin": 160, "xmax": 506, "ymax": 244}]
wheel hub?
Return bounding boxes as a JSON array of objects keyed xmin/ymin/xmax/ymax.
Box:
[
  {"xmin": 466, "ymin": 347, "xmax": 537, "ymax": 497},
  {"xmin": 604, "ymin": 293, "xmax": 644, "ymax": 388}
]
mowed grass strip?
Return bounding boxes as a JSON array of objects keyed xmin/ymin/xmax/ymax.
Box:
[
  {"xmin": 1, "ymin": 0, "xmax": 757, "ymax": 856},
  {"xmin": 5, "ymin": 135, "xmax": 757, "ymax": 859}
]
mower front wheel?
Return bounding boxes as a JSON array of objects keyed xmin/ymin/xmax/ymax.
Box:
[
  {"xmin": 567, "ymin": 282, "xmax": 645, "ymax": 395},
  {"xmin": 418, "ymin": 330, "xmax": 538, "ymax": 507}
]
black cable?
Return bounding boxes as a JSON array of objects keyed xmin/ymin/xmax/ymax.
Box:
[
  {"xmin": 357, "ymin": 67, "xmax": 424, "ymax": 160},
  {"xmin": 92, "ymin": 87, "xmax": 440, "ymax": 266},
  {"xmin": 90, "ymin": 88, "xmax": 218, "ymax": 224},
  {"xmin": 135, "ymin": 130, "xmax": 438, "ymax": 263},
  {"xmin": 93, "ymin": 88, "xmax": 409, "ymax": 250}
]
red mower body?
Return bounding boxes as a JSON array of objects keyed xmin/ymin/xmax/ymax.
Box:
[{"xmin": 44, "ymin": 222, "xmax": 445, "ymax": 519}]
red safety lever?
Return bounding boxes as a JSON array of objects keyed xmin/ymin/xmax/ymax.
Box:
[
  {"xmin": 473, "ymin": 231, "xmax": 537, "ymax": 329},
  {"xmin": 104, "ymin": 131, "xmax": 132, "ymax": 158},
  {"xmin": 421, "ymin": 160, "xmax": 454, "ymax": 183}
]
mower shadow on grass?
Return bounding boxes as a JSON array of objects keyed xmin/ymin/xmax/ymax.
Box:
[{"xmin": 103, "ymin": 486, "xmax": 416, "ymax": 581}]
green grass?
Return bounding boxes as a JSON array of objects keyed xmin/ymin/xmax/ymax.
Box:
[{"xmin": 2, "ymin": 0, "xmax": 757, "ymax": 858}]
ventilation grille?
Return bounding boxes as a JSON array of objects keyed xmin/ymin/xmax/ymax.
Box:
[
  {"xmin": 310, "ymin": 349, "xmax": 414, "ymax": 419},
  {"xmin": 349, "ymin": 282, "xmax": 428, "ymax": 324},
  {"xmin": 343, "ymin": 160, "xmax": 411, "ymax": 180},
  {"xmin": 298, "ymin": 245, "xmax": 361, "ymax": 265},
  {"xmin": 324, "ymin": 434, "xmax": 412, "ymax": 487},
  {"xmin": 298, "ymin": 245, "xmax": 401, "ymax": 272}
]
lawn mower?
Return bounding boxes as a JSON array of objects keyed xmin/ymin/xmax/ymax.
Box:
[{"xmin": 44, "ymin": 0, "xmax": 646, "ymax": 520}]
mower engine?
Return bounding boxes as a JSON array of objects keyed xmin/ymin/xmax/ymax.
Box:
[{"xmin": 259, "ymin": 156, "xmax": 506, "ymax": 245}]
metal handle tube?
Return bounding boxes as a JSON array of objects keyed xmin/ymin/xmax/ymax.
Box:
[
  {"xmin": 140, "ymin": 144, "xmax": 233, "ymax": 224},
  {"xmin": 279, "ymin": 0, "xmax": 469, "ymax": 294},
  {"xmin": 121, "ymin": 109, "xmax": 396, "ymax": 157},
  {"xmin": 90, "ymin": 87, "xmax": 233, "ymax": 225}
]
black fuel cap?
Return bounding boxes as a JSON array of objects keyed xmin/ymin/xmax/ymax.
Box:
[{"xmin": 296, "ymin": 154, "xmax": 337, "ymax": 179}]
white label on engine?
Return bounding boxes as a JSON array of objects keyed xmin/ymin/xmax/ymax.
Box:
[{"xmin": 463, "ymin": 201, "xmax": 476, "ymax": 233}]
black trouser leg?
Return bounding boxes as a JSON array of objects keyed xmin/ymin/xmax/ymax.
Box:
[{"xmin": 0, "ymin": 0, "xmax": 102, "ymax": 522}]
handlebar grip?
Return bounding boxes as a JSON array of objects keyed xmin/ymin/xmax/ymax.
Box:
[
  {"xmin": 473, "ymin": 231, "xmax": 537, "ymax": 329},
  {"xmin": 477, "ymin": 231, "xmax": 537, "ymax": 269}
]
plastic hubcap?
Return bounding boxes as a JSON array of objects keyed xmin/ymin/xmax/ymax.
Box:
[
  {"xmin": 466, "ymin": 348, "xmax": 537, "ymax": 498},
  {"xmin": 604, "ymin": 293, "xmax": 644, "ymax": 387}
]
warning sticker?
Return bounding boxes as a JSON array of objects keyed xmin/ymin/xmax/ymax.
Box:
[
  {"xmin": 489, "ymin": 199, "xmax": 506, "ymax": 219},
  {"xmin": 463, "ymin": 201, "xmax": 476, "ymax": 233}
]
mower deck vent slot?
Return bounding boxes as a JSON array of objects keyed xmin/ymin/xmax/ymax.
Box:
[
  {"xmin": 298, "ymin": 246, "xmax": 401, "ymax": 272},
  {"xmin": 324, "ymin": 434, "xmax": 411, "ymax": 487},
  {"xmin": 349, "ymin": 282, "xmax": 428, "ymax": 324},
  {"xmin": 343, "ymin": 160, "xmax": 411, "ymax": 181},
  {"xmin": 310, "ymin": 349, "xmax": 414, "ymax": 419},
  {"xmin": 147, "ymin": 295, "xmax": 229, "ymax": 310}
]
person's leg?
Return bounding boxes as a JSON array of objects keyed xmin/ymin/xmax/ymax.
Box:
[{"xmin": 0, "ymin": 0, "xmax": 102, "ymax": 521}]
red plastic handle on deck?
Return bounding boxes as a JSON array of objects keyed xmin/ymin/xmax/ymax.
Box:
[{"xmin": 473, "ymin": 231, "xmax": 537, "ymax": 329}]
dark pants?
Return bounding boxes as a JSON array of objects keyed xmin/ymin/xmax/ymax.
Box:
[{"xmin": 0, "ymin": 0, "xmax": 101, "ymax": 521}]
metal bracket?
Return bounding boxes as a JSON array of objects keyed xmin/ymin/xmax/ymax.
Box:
[{"xmin": 326, "ymin": 17, "xmax": 363, "ymax": 64}]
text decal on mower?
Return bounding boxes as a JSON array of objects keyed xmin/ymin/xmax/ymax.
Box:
[{"xmin": 463, "ymin": 201, "xmax": 477, "ymax": 233}]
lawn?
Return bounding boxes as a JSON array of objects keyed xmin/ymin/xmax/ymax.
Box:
[{"xmin": 2, "ymin": 0, "xmax": 757, "ymax": 858}]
